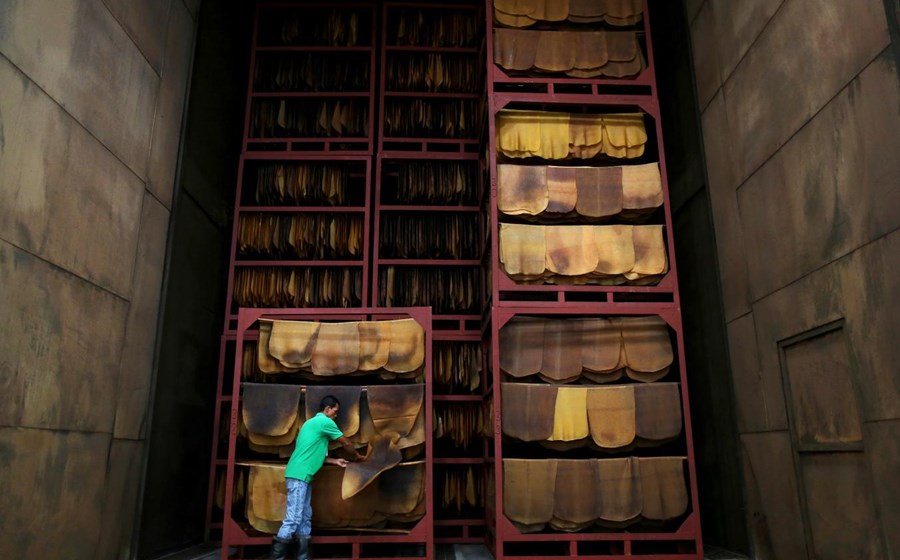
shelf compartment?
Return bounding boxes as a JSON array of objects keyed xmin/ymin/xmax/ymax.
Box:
[{"xmin": 256, "ymin": 5, "xmax": 375, "ymax": 49}]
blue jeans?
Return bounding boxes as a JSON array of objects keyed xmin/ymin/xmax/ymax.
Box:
[{"xmin": 276, "ymin": 478, "xmax": 312, "ymax": 541}]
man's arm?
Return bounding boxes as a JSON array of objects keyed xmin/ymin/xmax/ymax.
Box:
[
  {"xmin": 324, "ymin": 457, "xmax": 349, "ymax": 467},
  {"xmin": 336, "ymin": 435, "xmax": 365, "ymax": 461}
]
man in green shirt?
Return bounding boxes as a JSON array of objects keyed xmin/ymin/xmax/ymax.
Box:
[{"xmin": 272, "ymin": 395, "xmax": 364, "ymax": 560}]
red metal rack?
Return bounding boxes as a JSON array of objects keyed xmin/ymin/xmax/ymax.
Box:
[
  {"xmin": 484, "ymin": 0, "xmax": 704, "ymax": 557},
  {"xmin": 485, "ymin": 307, "xmax": 702, "ymax": 559},
  {"xmin": 219, "ymin": 307, "xmax": 434, "ymax": 560},
  {"xmin": 244, "ymin": 2, "xmax": 377, "ymax": 154},
  {"xmin": 486, "ymin": 94, "xmax": 680, "ymax": 308}
]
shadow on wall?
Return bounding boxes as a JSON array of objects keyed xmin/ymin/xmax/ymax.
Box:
[
  {"xmin": 650, "ymin": 0, "xmax": 750, "ymax": 555},
  {"xmin": 136, "ymin": 1, "xmax": 252, "ymax": 558}
]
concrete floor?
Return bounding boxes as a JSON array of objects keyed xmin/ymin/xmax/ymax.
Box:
[{"xmin": 158, "ymin": 542, "xmax": 746, "ymax": 559}]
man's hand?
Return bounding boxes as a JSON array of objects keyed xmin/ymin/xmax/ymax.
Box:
[{"xmin": 325, "ymin": 457, "xmax": 350, "ymax": 468}]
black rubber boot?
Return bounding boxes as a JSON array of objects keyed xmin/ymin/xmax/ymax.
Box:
[
  {"xmin": 271, "ymin": 537, "xmax": 290, "ymax": 560},
  {"xmin": 297, "ymin": 536, "xmax": 310, "ymax": 560}
]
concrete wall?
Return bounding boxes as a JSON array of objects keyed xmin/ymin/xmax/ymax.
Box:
[
  {"xmin": 687, "ymin": 0, "xmax": 900, "ymax": 558},
  {"xmin": 0, "ymin": 1, "xmax": 198, "ymax": 558}
]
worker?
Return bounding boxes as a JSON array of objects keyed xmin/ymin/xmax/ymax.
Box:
[{"xmin": 272, "ymin": 395, "xmax": 364, "ymax": 560}]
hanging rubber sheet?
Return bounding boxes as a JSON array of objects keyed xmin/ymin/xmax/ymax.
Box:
[
  {"xmin": 241, "ymin": 461, "xmax": 425, "ymax": 532},
  {"xmin": 497, "ymin": 110, "xmax": 646, "ymax": 160},
  {"xmin": 503, "ymin": 457, "xmax": 688, "ymax": 532},
  {"xmin": 501, "ymin": 383, "xmax": 682, "ymax": 449},
  {"xmin": 498, "ymin": 163, "xmax": 661, "ymax": 221},
  {"xmin": 494, "ymin": 28, "xmax": 644, "ymax": 78},
  {"xmin": 239, "ymin": 383, "xmax": 424, "ymax": 458},
  {"xmin": 499, "ymin": 224, "xmax": 667, "ymax": 285},
  {"xmin": 499, "ymin": 316, "xmax": 673, "ymax": 382},
  {"xmin": 258, "ymin": 318, "xmax": 425, "ymax": 378},
  {"xmin": 494, "ymin": 0, "xmax": 643, "ymax": 27}
]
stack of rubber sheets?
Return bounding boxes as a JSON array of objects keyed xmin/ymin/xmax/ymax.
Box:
[
  {"xmin": 434, "ymin": 341, "xmax": 482, "ymax": 393},
  {"xmin": 250, "ymin": 98, "xmax": 368, "ymax": 138},
  {"xmin": 384, "ymin": 98, "xmax": 479, "ymax": 139},
  {"xmin": 498, "ymin": 163, "xmax": 662, "ymax": 221},
  {"xmin": 232, "ymin": 267, "xmax": 363, "ymax": 308},
  {"xmin": 494, "ymin": 0, "xmax": 643, "ymax": 27},
  {"xmin": 240, "ymin": 384, "xmax": 427, "ymax": 461},
  {"xmin": 378, "ymin": 266, "xmax": 480, "ymax": 314},
  {"xmin": 384, "ymin": 161, "xmax": 479, "ymax": 206},
  {"xmin": 441, "ymin": 466, "xmax": 484, "ymax": 512},
  {"xmin": 256, "ymin": 318, "xmax": 425, "ymax": 378},
  {"xmin": 237, "ymin": 213, "xmax": 363, "ymax": 259},
  {"xmin": 499, "ymin": 224, "xmax": 667, "ymax": 284},
  {"xmin": 433, "ymin": 402, "xmax": 484, "ymax": 448},
  {"xmin": 503, "ymin": 457, "xmax": 688, "ymax": 532},
  {"xmin": 392, "ymin": 8, "xmax": 480, "ymax": 48},
  {"xmin": 242, "ymin": 460, "xmax": 426, "ymax": 533},
  {"xmin": 497, "ymin": 110, "xmax": 647, "ymax": 160},
  {"xmin": 500, "ymin": 316, "xmax": 673, "ymax": 383},
  {"xmin": 494, "ymin": 28, "xmax": 644, "ymax": 78},
  {"xmin": 386, "ymin": 52, "xmax": 482, "ymax": 93},
  {"xmin": 501, "ymin": 382, "xmax": 682, "ymax": 449},
  {"xmin": 250, "ymin": 162, "xmax": 351, "ymax": 206}
]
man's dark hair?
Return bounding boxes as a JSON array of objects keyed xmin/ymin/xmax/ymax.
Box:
[{"xmin": 319, "ymin": 395, "xmax": 340, "ymax": 411}]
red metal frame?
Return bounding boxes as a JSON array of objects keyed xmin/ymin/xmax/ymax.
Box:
[
  {"xmin": 220, "ymin": 307, "xmax": 434, "ymax": 560},
  {"xmin": 243, "ymin": 2, "xmax": 377, "ymax": 154},
  {"xmin": 487, "ymin": 307, "xmax": 702, "ymax": 559}
]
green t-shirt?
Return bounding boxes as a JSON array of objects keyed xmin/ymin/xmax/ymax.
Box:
[{"xmin": 285, "ymin": 412, "xmax": 344, "ymax": 482}]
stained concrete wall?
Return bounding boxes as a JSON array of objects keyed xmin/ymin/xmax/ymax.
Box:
[
  {"xmin": 136, "ymin": 1, "xmax": 249, "ymax": 556},
  {"xmin": 686, "ymin": 0, "xmax": 900, "ymax": 558},
  {"xmin": 0, "ymin": 1, "xmax": 198, "ymax": 558}
]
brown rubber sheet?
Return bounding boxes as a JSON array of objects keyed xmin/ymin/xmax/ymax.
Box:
[
  {"xmin": 342, "ymin": 433, "xmax": 402, "ymax": 499},
  {"xmin": 266, "ymin": 319, "xmax": 320, "ymax": 369},
  {"xmin": 634, "ymin": 383, "xmax": 682, "ymax": 442},
  {"xmin": 385, "ymin": 318, "xmax": 426, "ymax": 373},
  {"xmin": 503, "ymin": 458, "xmax": 557, "ymax": 532},
  {"xmin": 639, "ymin": 457, "xmax": 688, "ymax": 521},
  {"xmin": 595, "ymin": 457, "xmax": 642, "ymax": 525},
  {"xmin": 586, "ymin": 385, "xmax": 636, "ymax": 448},
  {"xmin": 242, "ymin": 383, "xmax": 302, "ymax": 437},
  {"xmin": 496, "ymin": 163, "xmax": 660, "ymax": 221},
  {"xmin": 501, "ymin": 383, "xmax": 557, "ymax": 441},
  {"xmin": 499, "ymin": 224, "xmax": 666, "ymax": 285},
  {"xmin": 311, "ymin": 322, "xmax": 360, "ymax": 375},
  {"xmin": 620, "ymin": 315, "xmax": 672, "ymax": 379},
  {"xmin": 493, "ymin": 29, "xmax": 644, "ymax": 79},
  {"xmin": 495, "ymin": 0, "xmax": 643, "ymax": 27},
  {"xmin": 499, "ymin": 316, "xmax": 545, "ymax": 377},
  {"xmin": 365, "ymin": 384, "xmax": 425, "ymax": 438}
]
